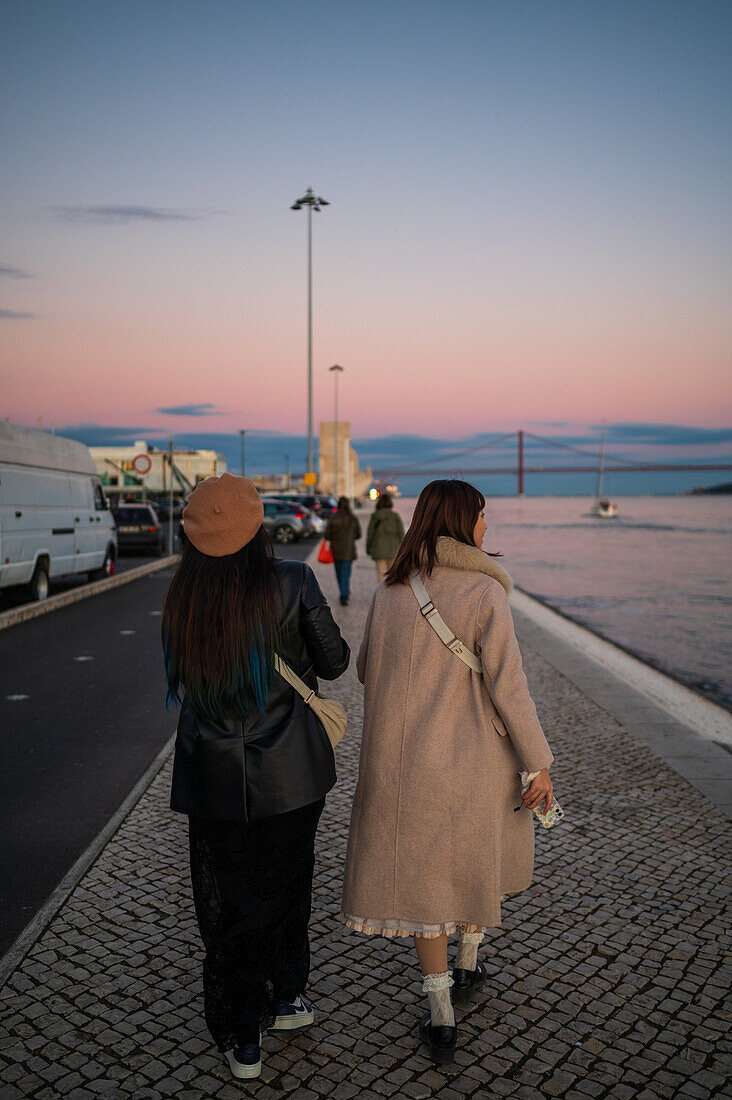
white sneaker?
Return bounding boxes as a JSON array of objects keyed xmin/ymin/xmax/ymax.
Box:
[
  {"xmin": 225, "ymin": 1035, "xmax": 262, "ymax": 1079},
  {"xmin": 271, "ymin": 994, "xmax": 315, "ymax": 1031}
]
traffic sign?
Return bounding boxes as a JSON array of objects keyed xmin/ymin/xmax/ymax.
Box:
[
  {"xmin": 132, "ymin": 453, "xmax": 152, "ymax": 475},
  {"xmin": 304, "ymin": 472, "xmax": 317, "ymax": 485}
]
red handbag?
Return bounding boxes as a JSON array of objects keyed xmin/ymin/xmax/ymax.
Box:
[{"xmin": 318, "ymin": 539, "xmax": 334, "ymax": 564}]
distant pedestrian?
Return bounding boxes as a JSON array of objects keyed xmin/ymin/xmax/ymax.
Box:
[
  {"xmin": 365, "ymin": 493, "xmax": 405, "ymax": 581},
  {"xmin": 324, "ymin": 496, "xmax": 362, "ymax": 606},
  {"xmin": 340, "ymin": 479, "xmax": 554, "ymax": 1064},
  {"xmin": 163, "ymin": 474, "xmax": 349, "ymax": 1081}
]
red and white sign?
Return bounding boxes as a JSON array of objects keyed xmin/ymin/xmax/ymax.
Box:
[{"xmin": 132, "ymin": 453, "xmax": 152, "ymax": 475}]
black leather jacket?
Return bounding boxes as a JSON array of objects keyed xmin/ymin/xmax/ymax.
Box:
[{"xmin": 170, "ymin": 559, "xmax": 350, "ymax": 822}]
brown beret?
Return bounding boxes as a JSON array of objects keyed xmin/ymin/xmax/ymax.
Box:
[{"xmin": 182, "ymin": 473, "xmax": 264, "ymax": 557}]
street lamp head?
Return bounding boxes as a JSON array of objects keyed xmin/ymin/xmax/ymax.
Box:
[
  {"xmin": 292, "ymin": 188, "xmax": 329, "ymax": 209},
  {"xmin": 329, "ymin": 363, "xmax": 344, "ymax": 373}
]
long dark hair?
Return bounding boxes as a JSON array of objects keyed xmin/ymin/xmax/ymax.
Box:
[
  {"xmin": 386, "ymin": 479, "xmax": 500, "ymax": 586},
  {"xmin": 162, "ymin": 526, "xmax": 281, "ymax": 719}
]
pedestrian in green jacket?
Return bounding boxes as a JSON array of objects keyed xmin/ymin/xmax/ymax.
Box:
[
  {"xmin": 325, "ymin": 497, "xmax": 362, "ymax": 606},
  {"xmin": 366, "ymin": 494, "xmax": 405, "ymax": 581}
]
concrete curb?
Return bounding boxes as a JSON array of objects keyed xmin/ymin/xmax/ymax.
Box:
[
  {"xmin": 510, "ymin": 585, "xmax": 732, "ymax": 816},
  {"xmin": 510, "ymin": 585, "xmax": 732, "ymax": 745},
  {"xmin": 0, "ymin": 555, "xmax": 178, "ymax": 632},
  {"xmin": 0, "ymin": 730, "xmax": 177, "ymax": 989}
]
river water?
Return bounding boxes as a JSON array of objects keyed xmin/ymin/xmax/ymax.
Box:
[{"xmin": 395, "ymin": 496, "xmax": 732, "ymax": 711}]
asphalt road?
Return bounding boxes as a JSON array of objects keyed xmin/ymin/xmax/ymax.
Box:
[
  {"xmin": 0, "ymin": 539, "xmax": 315, "ymax": 957},
  {"xmin": 0, "ymin": 552, "xmax": 166, "ymax": 613}
]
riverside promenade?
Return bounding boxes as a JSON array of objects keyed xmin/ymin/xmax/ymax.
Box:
[{"xmin": 1, "ymin": 544, "xmax": 730, "ymax": 1099}]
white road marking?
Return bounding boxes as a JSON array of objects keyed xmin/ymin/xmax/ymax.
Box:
[
  {"xmin": 119, "ymin": 630, "xmax": 135, "ymax": 635},
  {"xmin": 149, "ymin": 610, "xmax": 162, "ymax": 616},
  {"xmin": 74, "ymin": 656, "xmax": 93, "ymax": 662},
  {"xmin": 6, "ymin": 694, "xmax": 29, "ymax": 701}
]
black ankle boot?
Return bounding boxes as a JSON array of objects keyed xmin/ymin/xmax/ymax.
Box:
[
  {"xmin": 418, "ymin": 1012, "xmax": 457, "ymax": 1064},
  {"xmin": 452, "ymin": 960, "xmax": 488, "ymax": 1006}
]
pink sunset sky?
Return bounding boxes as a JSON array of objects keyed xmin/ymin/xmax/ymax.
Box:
[{"xmin": 2, "ymin": 2, "xmax": 730, "ymax": 441}]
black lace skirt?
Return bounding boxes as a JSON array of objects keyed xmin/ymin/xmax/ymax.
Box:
[{"xmin": 188, "ymin": 797, "xmax": 325, "ymax": 1050}]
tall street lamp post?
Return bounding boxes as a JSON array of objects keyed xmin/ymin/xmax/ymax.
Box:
[
  {"xmin": 329, "ymin": 364, "xmax": 344, "ymax": 497},
  {"xmin": 291, "ymin": 188, "xmax": 329, "ymax": 481},
  {"xmin": 239, "ymin": 429, "xmax": 246, "ymax": 477},
  {"xmin": 167, "ymin": 441, "xmax": 175, "ymax": 555}
]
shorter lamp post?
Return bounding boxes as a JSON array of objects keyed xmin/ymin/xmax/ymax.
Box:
[
  {"xmin": 329, "ymin": 364, "xmax": 344, "ymax": 497},
  {"xmin": 239, "ymin": 429, "xmax": 246, "ymax": 477}
]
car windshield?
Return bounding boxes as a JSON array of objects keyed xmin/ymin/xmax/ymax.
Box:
[{"xmin": 115, "ymin": 508, "xmax": 154, "ymax": 523}]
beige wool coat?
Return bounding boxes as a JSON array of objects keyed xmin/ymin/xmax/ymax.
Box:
[{"xmin": 340, "ymin": 536, "xmax": 554, "ymax": 932}]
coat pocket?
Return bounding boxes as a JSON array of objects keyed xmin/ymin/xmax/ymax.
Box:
[{"xmin": 491, "ymin": 713, "xmax": 508, "ymax": 737}]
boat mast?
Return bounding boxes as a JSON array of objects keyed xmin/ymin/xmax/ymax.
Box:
[{"xmin": 597, "ymin": 420, "xmax": 606, "ymax": 498}]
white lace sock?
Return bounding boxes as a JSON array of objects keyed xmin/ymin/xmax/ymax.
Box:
[
  {"xmin": 422, "ymin": 970, "xmax": 455, "ymax": 1027},
  {"xmin": 456, "ymin": 929, "xmax": 484, "ymax": 972}
]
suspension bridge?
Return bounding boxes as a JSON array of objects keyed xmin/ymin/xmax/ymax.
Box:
[{"xmin": 371, "ymin": 431, "xmax": 732, "ymax": 495}]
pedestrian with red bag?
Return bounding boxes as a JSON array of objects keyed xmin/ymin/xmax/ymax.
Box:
[{"xmin": 324, "ymin": 497, "xmax": 362, "ymax": 605}]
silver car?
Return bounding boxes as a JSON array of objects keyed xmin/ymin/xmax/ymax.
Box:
[{"xmin": 261, "ymin": 498, "xmax": 307, "ymax": 544}]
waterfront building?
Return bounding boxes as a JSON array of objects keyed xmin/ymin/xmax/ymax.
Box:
[
  {"xmin": 318, "ymin": 421, "xmax": 373, "ymax": 499},
  {"xmin": 89, "ymin": 442, "xmax": 226, "ymax": 499}
]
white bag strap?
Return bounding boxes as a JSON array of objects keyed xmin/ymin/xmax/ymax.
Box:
[
  {"xmin": 274, "ymin": 654, "xmax": 317, "ymax": 706},
  {"xmin": 409, "ymin": 573, "xmax": 482, "ymax": 674}
]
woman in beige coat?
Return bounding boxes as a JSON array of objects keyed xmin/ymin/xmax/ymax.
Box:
[{"xmin": 340, "ymin": 479, "xmax": 554, "ymax": 1063}]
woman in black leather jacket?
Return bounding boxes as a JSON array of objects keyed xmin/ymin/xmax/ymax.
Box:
[{"xmin": 163, "ymin": 474, "xmax": 349, "ymax": 1081}]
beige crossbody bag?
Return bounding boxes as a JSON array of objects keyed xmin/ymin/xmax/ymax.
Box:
[{"xmin": 274, "ymin": 654, "xmax": 347, "ymax": 749}]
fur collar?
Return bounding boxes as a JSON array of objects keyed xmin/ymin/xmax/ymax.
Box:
[{"xmin": 433, "ymin": 536, "xmax": 513, "ymax": 594}]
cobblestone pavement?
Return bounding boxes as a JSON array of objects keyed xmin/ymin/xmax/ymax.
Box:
[{"xmin": 1, "ymin": 552, "xmax": 730, "ymax": 1099}]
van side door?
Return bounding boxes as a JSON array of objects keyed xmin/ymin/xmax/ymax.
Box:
[{"xmin": 70, "ymin": 476, "xmax": 96, "ymax": 572}]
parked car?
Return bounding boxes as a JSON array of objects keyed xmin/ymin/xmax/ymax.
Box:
[
  {"xmin": 267, "ymin": 500, "xmax": 323, "ymax": 538},
  {"xmin": 153, "ymin": 497, "xmax": 186, "ymax": 522},
  {"xmin": 0, "ymin": 423, "xmax": 117, "ymax": 601},
  {"xmin": 113, "ymin": 504, "xmax": 165, "ymax": 556},
  {"xmin": 261, "ymin": 499, "xmax": 307, "ymax": 544},
  {"xmin": 268, "ymin": 492, "xmax": 338, "ymax": 516}
]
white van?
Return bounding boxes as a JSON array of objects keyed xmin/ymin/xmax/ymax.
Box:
[{"xmin": 0, "ymin": 423, "xmax": 117, "ymax": 601}]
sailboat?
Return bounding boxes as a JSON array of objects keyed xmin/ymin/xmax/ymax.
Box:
[{"xmin": 589, "ymin": 421, "xmax": 618, "ymax": 517}]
